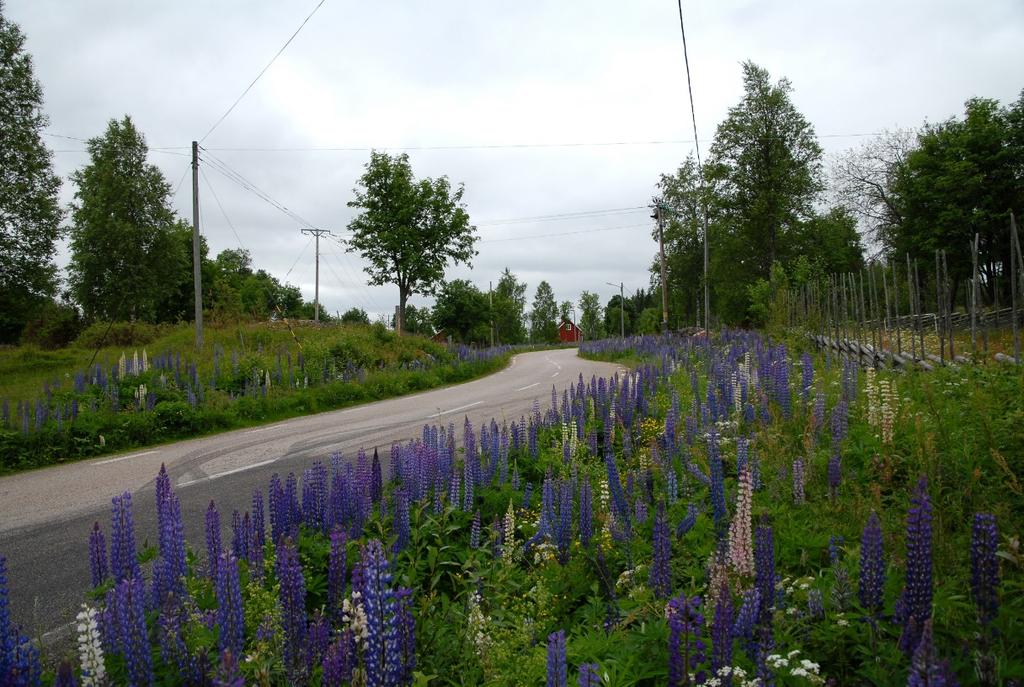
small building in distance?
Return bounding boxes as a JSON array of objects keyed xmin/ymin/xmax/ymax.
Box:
[{"xmin": 558, "ymin": 320, "xmax": 583, "ymax": 344}]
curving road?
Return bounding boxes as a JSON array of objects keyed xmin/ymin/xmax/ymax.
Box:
[{"xmin": 0, "ymin": 347, "xmax": 623, "ymax": 645}]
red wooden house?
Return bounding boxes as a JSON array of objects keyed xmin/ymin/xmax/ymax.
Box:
[{"xmin": 558, "ymin": 320, "xmax": 583, "ymax": 343}]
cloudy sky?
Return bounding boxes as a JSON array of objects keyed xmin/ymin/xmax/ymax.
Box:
[{"xmin": 7, "ymin": 0, "xmax": 1023, "ymax": 321}]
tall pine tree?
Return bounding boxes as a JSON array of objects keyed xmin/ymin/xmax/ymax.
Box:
[{"xmin": 0, "ymin": 3, "xmax": 63, "ymax": 342}]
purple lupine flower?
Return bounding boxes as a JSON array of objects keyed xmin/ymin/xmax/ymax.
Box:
[
  {"xmin": 159, "ymin": 604, "xmax": 195, "ymax": 681},
  {"xmin": 754, "ymin": 523, "xmax": 776, "ymax": 625},
  {"xmin": 110, "ymin": 492, "xmax": 140, "ymax": 582},
  {"xmin": 708, "ymin": 432, "xmax": 727, "ymax": 537},
  {"xmin": 675, "ymin": 503, "xmax": 698, "ymax": 539},
  {"xmin": 649, "ymin": 502, "xmax": 672, "ymax": 599},
  {"xmin": 306, "ymin": 611, "xmax": 330, "ymax": 677},
  {"xmin": 555, "ymin": 480, "xmax": 573, "ymax": 565},
  {"xmin": 206, "ymin": 500, "xmax": 222, "ymax": 578},
  {"xmin": 115, "ymin": 576, "xmax": 153, "ymax": 686},
  {"xmin": 89, "ymin": 522, "xmax": 108, "ymax": 588},
  {"xmin": 230, "ymin": 511, "xmax": 246, "ymax": 561},
  {"xmin": 899, "ymin": 477, "xmax": 933, "ymax": 655},
  {"xmin": 0, "ymin": 556, "xmax": 12, "ymax": 676},
  {"xmin": 579, "ymin": 479, "xmax": 593, "ymax": 549},
  {"xmin": 523, "ymin": 482, "xmax": 533, "ymax": 509},
  {"xmin": 578, "ymin": 663, "xmax": 600, "ymax": 687},
  {"xmin": 213, "ymin": 648, "xmax": 244, "ymax": 687},
  {"xmin": 277, "ymin": 539, "xmax": 308, "ymax": 674},
  {"xmin": 827, "ymin": 450, "xmax": 842, "ymax": 497},
  {"xmin": 711, "ymin": 579, "xmax": 734, "ymax": 681},
  {"xmin": 393, "ymin": 488, "xmax": 410, "ymax": 554},
  {"xmin": 970, "ymin": 513, "xmax": 999, "ymax": 627},
  {"xmin": 470, "ymin": 510, "xmax": 481, "ymax": 549},
  {"xmin": 546, "ymin": 630, "xmax": 567, "ymax": 687},
  {"xmin": 215, "ymin": 552, "xmax": 244, "ymax": 658},
  {"xmin": 859, "ymin": 512, "xmax": 885, "ymax": 614},
  {"xmin": 667, "ymin": 593, "xmax": 706, "ymax": 687},
  {"xmin": 908, "ymin": 619, "xmax": 959, "ymax": 687},
  {"xmin": 252, "ymin": 488, "xmax": 265, "ymax": 551},
  {"xmin": 328, "ymin": 527, "xmax": 348, "ymax": 628},
  {"xmin": 731, "ymin": 588, "xmax": 760, "ymax": 659},
  {"xmin": 359, "ymin": 539, "xmax": 400, "ymax": 687},
  {"xmin": 634, "ymin": 496, "xmax": 648, "ymax": 525},
  {"xmin": 322, "ymin": 634, "xmax": 353, "ymax": 687},
  {"xmin": 371, "ymin": 448, "xmax": 383, "ymax": 505},
  {"xmin": 830, "ymin": 398, "xmax": 849, "ymax": 448},
  {"xmin": 603, "ymin": 450, "xmax": 631, "ymax": 533},
  {"xmin": 396, "ymin": 587, "xmax": 416, "ymax": 684},
  {"xmin": 462, "ymin": 453, "xmax": 475, "ymax": 511}
]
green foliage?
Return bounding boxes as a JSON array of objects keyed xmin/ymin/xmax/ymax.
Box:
[
  {"xmin": 890, "ymin": 94, "xmax": 1024, "ymax": 302},
  {"xmin": 340, "ymin": 307, "xmax": 371, "ymax": 325},
  {"xmin": 578, "ymin": 290, "xmax": 605, "ymax": 340},
  {"xmin": 432, "ymin": 279, "xmax": 490, "ymax": 344},
  {"xmin": 0, "ymin": 6, "xmax": 63, "ymax": 344},
  {"xmin": 530, "ymin": 280, "xmax": 559, "ymax": 343},
  {"xmin": 346, "ymin": 151, "xmax": 477, "ymax": 333},
  {"xmin": 68, "ymin": 116, "xmax": 189, "ymax": 323},
  {"xmin": 18, "ymin": 299, "xmax": 84, "ymax": 349},
  {"xmin": 492, "ymin": 268, "xmax": 528, "ymax": 345}
]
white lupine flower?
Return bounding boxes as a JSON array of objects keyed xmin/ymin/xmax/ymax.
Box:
[
  {"xmin": 76, "ymin": 604, "xmax": 105, "ymax": 687},
  {"xmin": 341, "ymin": 592, "xmax": 370, "ymax": 648}
]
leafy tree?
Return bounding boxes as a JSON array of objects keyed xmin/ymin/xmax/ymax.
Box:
[
  {"xmin": 578, "ymin": 290, "xmax": 605, "ymax": 340},
  {"xmin": 603, "ymin": 294, "xmax": 632, "ymax": 337},
  {"xmin": 0, "ymin": 6, "xmax": 63, "ymax": 343},
  {"xmin": 68, "ymin": 117, "xmax": 187, "ymax": 322},
  {"xmin": 492, "ymin": 267, "xmax": 528, "ymax": 344},
  {"xmin": 402, "ymin": 304, "xmax": 433, "ymax": 336},
  {"xmin": 704, "ymin": 61, "xmax": 824, "ymax": 322},
  {"xmin": 341, "ymin": 307, "xmax": 371, "ymax": 325},
  {"xmin": 635, "ymin": 307, "xmax": 661, "ymax": 334},
  {"xmin": 889, "ymin": 95, "xmax": 1024, "ymax": 304},
  {"xmin": 432, "ymin": 279, "xmax": 489, "ymax": 344},
  {"xmin": 559, "ymin": 300, "xmax": 573, "ymax": 324},
  {"xmin": 530, "ymin": 281, "xmax": 559, "ymax": 343},
  {"xmin": 346, "ymin": 151, "xmax": 477, "ymax": 334}
]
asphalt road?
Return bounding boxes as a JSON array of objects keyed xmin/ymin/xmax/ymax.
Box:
[{"xmin": 0, "ymin": 347, "xmax": 622, "ymax": 645}]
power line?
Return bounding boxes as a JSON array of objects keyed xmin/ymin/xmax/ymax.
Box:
[
  {"xmin": 199, "ymin": 168, "xmax": 248, "ymax": 253},
  {"xmin": 480, "ymin": 222, "xmax": 649, "ymax": 243},
  {"xmin": 285, "ymin": 236, "xmax": 313, "ymax": 279},
  {"xmin": 199, "ymin": 0, "xmax": 328, "ymax": 143},
  {"xmin": 476, "ymin": 206, "xmax": 647, "ymax": 226}
]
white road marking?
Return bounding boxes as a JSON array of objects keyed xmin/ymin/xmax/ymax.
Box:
[
  {"xmin": 550, "ymin": 372, "xmax": 559, "ymax": 378},
  {"xmin": 177, "ymin": 458, "xmax": 278, "ymax": 488},
  {"xmin": 41, "ymin": 620, "xmax": 75, "ymax": 641},
  {"xmin": 516, "ymin": 382, "xmax": 540, "ymax": 391},
  {"xmin": 94, "ymin": 450, "xmax": 158, "ymax": 466},
  {"xmin": 426, "ymin": 400, "xmax": 482, "ymax": 419},
  {"xmin": 244, "ymin": 424, "xmax": 286, "ymax": 435}
]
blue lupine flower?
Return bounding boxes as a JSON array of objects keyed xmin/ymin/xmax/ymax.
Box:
[
  {"xmin": 859, "ymin": 513, "xmax": 884, "ymax": 613},
  {"xmin": 470, "ymin": 510, "xmax": 481, "ymax": 549},
  {"xmin": 322, "ymin": 634, "xmax": 353, "ymax": 686},
  {"xmin": 215, "ymin": 552, "xmax": 244, "ymax": 658},
  {"xmin": 277, "ymin": 539, "xmax": 308, "ymax": 675},
  {"xmin": 396, "ymin": 587, "xmax": 416, "ymax": 684},
  {"xmin": 577, "ymin": 663, "xmax": 600, "ymax": 687},
  {"xmin": 393, "ymin": 488, "xmax": 410, "ymax": 554},
  {"xmin": 711, "ymin": 579, "xmax": 734, "ymax": 681},
  {"xmin": 970, "ymin": 513, "xmax": 999, "ymax": 627},
  {"xmin": 555, "ymin": 480, "xmax": 573, "ymax": 564},
  {"xmin": 827, "ymin": 450, "xmax": 842, "ymax": 497},
  {"xmin": 359, "ymin": 539, "xmax": 400, "ymax": 687},
  {"xmin": 115, "ymin": 576, "xmax": 153, "ymax": 686},
  {"xmin": 546, "ymin": 630, "xmax": 567, "ymax": 687},
  {"xmin": 907, "ymin": 619, "xmax": 959, "ymax": 687},
  {"xmin": 731, "ymin": 587, "xmax": 760, "ymax": 658},
  {"xmin": 754, "ymin": 523, "xmax": 776, "ymax": 625},
  {"xmin": 213, "ymin": 648, "xmax": 244, "ymax": 687},
  {"xmin": 675, "ymin": 502, "xmax": 699, "ymax": 539},
  {"xmin": 579, "ymin": 479, "xmax": 593, "ymax": 548},
  {"xmin": 206, "ymin": 500, "xmax": 222, "ymax": 578},
  {"xmin": 649, "ymin": 502, "xmax": 671, "ymax": 599},
  {"xmin": 900, "ymin": 477, "xmax": 933, "ymax": 655},
  {"xmin": 88, "ymin": 522, "xmax": 108, "ymax": 588},
  {"xmin": 667, "ymin": 593, "xmax": 706, "ymax": 687},
  {"xmin": 110, "ymin": 492, "xmax": 140, "ymax": 582}
]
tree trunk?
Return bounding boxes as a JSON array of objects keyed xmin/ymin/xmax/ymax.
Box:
[{"xmin": 397, "ymin": 288, "xmax": 407, "ymax": 335}]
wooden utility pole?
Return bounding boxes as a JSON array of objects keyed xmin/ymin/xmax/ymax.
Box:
[
  {"xmin": 605, "ymin": 281, "xmax": 625, "ymax": 338},
  {"xmin": 653, "ymin": 205, "xmax": 669, "ymax": 332},
  {"xmin": 489, "ymin": 281, "xmax": 495, "ymax": 347},
  {"xmin": 191, "ymin": 141, "xmax": 204, "ymax": 350},
  {"xmin": 300, "ymin": 228, "xmax": 332, "ymax": 322},
  {"xmin": 1012, "ymin": 213, "xmax": 1020, "ymax": 362}
]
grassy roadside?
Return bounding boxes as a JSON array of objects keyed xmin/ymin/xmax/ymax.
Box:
[{"xmin": 0, "ymin": 321, "xmax": 514, "ymax": 474}]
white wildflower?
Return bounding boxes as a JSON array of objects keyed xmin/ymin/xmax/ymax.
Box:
[{"xmin": 76, "ymin": 604, "xmax": 105, "ymax": 687}]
